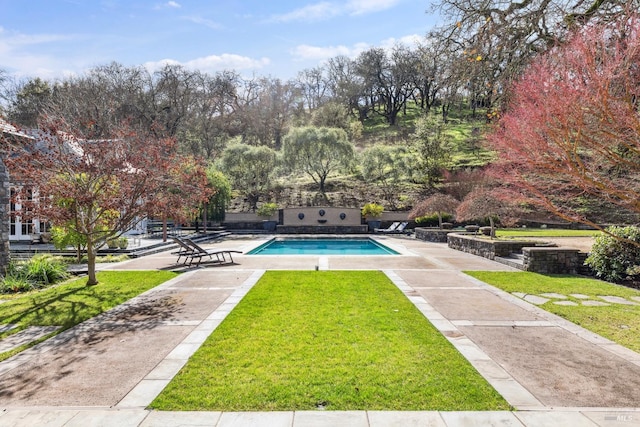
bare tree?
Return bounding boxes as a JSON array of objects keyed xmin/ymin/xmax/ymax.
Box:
[
  {"xmin": 182, "ymin": 70, "xmax": 239, "ymax": 159},
  {"xmin": 326, "ymin": 55, "xmax": 368, "ymax": 122},
  {"xmin": 354, "ymin": 46, "xmax": 416, "ymax": 126},
  {"xmin": 431, "ymin": 0, "xmax": 639, "ymax": 108},
  {"xmin": 296, "ymin": 66, "xmax": 330, "ymax": 112},
  {"xmin": 235, "ymin": 77, "xmax": 299, "ymax": 149}
]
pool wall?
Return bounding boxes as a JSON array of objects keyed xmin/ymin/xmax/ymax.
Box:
[
  {"xmin": 247, "ymin": 237, "xmax": 399, "ymax": 255},
  {"xmin": 277, "ymin": 225, "xmax": 368, "ymax": 234}
]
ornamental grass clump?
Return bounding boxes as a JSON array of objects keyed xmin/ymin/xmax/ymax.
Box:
[{"xmin": 0, "ymin": 254, "xmax": 70, "ymax": 293}]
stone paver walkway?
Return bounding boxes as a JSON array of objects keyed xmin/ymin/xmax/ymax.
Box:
[
  {"xmin": 1, "ymin": 236, "xmax": 640, "ymax": 426},
  {"xmin": 511, "ymin": 291, "xmax": 640, "ymax": 308}
]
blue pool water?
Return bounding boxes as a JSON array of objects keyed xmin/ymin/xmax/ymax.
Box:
[{"xmin": 247, "ymin": 238, "xmax": 398, "ymax": 255}]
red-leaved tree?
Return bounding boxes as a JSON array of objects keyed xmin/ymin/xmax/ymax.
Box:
[
  {"xmin": 4, "ymin": 116, "xmax": 207, "ymax": 285},
  {"xmin": 456, "ymin": 186, "xmax": 522, "ymax": 239},
  {"xmin": 487, "ymin": 14, "xmax": 640, "ymax": 232},
  {"xmin": 150, "ymin": 155, "xmax": 214, "ymax": 242},
  {"xmin": 409, "ymin": 193, "xmax": 459, "ymax": 228}
]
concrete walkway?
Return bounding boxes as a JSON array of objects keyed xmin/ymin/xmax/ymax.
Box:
[{"xmin": 1, "ymin": 236, "xmax": 640, "ymax": 426}]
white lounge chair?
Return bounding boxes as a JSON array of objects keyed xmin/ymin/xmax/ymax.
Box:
[{"xmin": 375, "ymin": 222, "xmax": 400, "ymax": 233}]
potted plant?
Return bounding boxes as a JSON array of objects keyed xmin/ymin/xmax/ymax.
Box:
[
  {"xmin": 106, "ymin": 237, "xmax": 119, "ymax": 249},
  {"xmin": 118, "ymin": 237, "xmax": 129, "ymax": 249},
  {"xmin": 257, "ymin": 202, "xmax": 279, "ymax": 232},
  {"xmin": 361, "ymin": 203, "xmax": 384, "ymax": 232}
]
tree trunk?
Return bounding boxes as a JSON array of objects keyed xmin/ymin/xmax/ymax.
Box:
[
  {"xmin": 489, "ymin": 217, "xmax": 496, "ymax": 240},
  {"xmin": 202, "ymin": 202, "xmax": 208, "ymax": 233},
  {"xmin": 86, "ymin": 242, "xmax": 99, "ymax": 286},
  {"xmin": 162, "ymin": 215, "xmax": 168, "ymax": 242}
]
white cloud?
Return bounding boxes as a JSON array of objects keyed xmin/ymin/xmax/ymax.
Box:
[
  {"xmin": 271, "ymin": 0, "xmax": 399, "ymax": 23},
  {"xmin": 183, "ymin": 16, "xmax": 222, "ymax": 30},
  {"xmin": 291, "ymin": 42, "xmax": 369, "ymax": 61},
  {"xmin": 144, "ymin": 54, "xmax": 270, "ymax": 74},
  {"xmin": 346, "ymin": 0, "xmax": 402, "ymax": 15},
  {"xmin": 270, "ymin": 2, "xmax": 339, "ymax": 23},
  {"xmin": 154, "ymin": 1, "xmax": 181, "ymax": 10},
  {"xmin": 0, "ymin": 28, "xmax": 85, "ymax": 78},
  {"xmin": 290, "ymin": 33, "xmax": 423, "ymax": 65},
  {"xmin": 0, "ymin": 29, "xmax": 76, "ymax": 50},
  {"xmin": 380, "ymin": 34, "xmax": 423, "ymax": 49}
]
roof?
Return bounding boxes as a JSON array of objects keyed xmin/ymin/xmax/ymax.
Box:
[{"xmin": 0, "ymin": 117, "xmax": 34, "ymax": 140}]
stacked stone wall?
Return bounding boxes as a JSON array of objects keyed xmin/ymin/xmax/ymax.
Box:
[
  {"xmin": 415, "ymin": 228, "xmax": 456, "ymax": 243},
  {"xmin": 447, "ymin": 233, "xmax": 544, "ymax": 259},
  {"xmin": 522, "ymin": 247, "xmax": 582, "ymax": 274}
]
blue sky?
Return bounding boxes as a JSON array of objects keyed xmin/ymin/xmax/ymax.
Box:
[{"xmin": 0, "ymin": 0, "xmax": 441, "ymax": 81}]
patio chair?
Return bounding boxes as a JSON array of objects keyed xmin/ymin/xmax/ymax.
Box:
[
  {"xmin": 374, "ymin": 222, "xmax": 400, "ymax": 233},
  {"xmin": 171, "ymin": 237, "xmax": 198, "ymax": 265},
  {"xmin": 384, "ymin": 221, "xmax": 409, "ymax": 234},
  {"xmin": 183, "ymin": 238, "xmax": 242, "ymax": 267}
]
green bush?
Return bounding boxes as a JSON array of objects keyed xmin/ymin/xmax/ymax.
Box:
[
  {"xmin": 361, "ymin": 202, "xmax": 384, "ymax": 218},
  {"xmin": 585, "ymin": 226, "xmax": 640, "ymax": 282},
  {"xmin": 415, "ymin": 213, "xmax": 453, "ymax": 227},
  {"xmin": 256, "ymin": 202, "xmax": 278, "ymax": 217}
]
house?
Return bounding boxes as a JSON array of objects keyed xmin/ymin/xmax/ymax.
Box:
[
  {"xmin": 1, "ymin": 118, "xmax": 149, "ymax": 243},
  {"xmin": 1, "ymin": 118, "xmax": 48, "ymax": 242}
]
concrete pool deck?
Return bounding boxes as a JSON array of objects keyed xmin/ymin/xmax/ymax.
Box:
[{"xmin": 1, "ymin": 235, "xmax": 639, "ymax": 426}]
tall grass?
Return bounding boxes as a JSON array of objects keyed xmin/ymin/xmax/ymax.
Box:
[{"xmin": 0, "ymin": 254, "xmax": 70, "ymax": 293}]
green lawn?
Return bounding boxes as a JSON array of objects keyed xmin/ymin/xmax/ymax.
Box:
[
  {"xmin": 465, "ymin": 272, "xmax": 640, "ymax": 352},
  {"xmin": 0, "ymin": 270, "xmax": 178, "ymax": 361},
  {"xmin": 151, "ymin": 270, "xmax": 510, "ymax": 411},
  {"xmin": 495, "ymin": 229, "xmax": 600, "ymax": 238}
]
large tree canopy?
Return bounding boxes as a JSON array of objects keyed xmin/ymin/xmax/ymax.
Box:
[
  {"xmin": 282, "ymin": 126, "xmax": 355, "ymax": 193},
  {"xmin": 432, "ymin": 0, "xmax": 638, "ymax": 107},
  {"xmin": 3, "ymin": 117, "xmax": 207, "ymax": 285},
  {"xmin": 219, "ymin": 142, "xmax": 278, "ymax": 210},
  {"xmin": 487, "ymin": 14, "xmax": 640, "ymax": 229},
  {"xmin": 360, "ymin": 144, "xmax": 412, "ymax": 209}
]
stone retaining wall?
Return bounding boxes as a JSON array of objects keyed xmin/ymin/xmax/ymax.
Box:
[
  {"xmin": 447, "ymin": 233, "xmax": 546, "ymax": 259},
  {"xmin": 522, "ymin": 247, "xmax": 583, "ymax": 274},
  {"xmin": 445, "ymin": 233, "xmax": 590, "ymax": 275},
  {"xmin": 415, "ymin": 228, "xmax": 457, "ymax": 243}
]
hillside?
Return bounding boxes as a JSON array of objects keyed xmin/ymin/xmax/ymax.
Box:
[{"xmin": 228, "ymin": 106, "xmax": 495, "ymax": 213}]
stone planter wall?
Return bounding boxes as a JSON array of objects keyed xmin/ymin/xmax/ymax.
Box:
[
  {"xmin": 445, "ymin": 233, "xmax": 589, "ymax": 275},
  {"xmin": 522, "ymin": 247, "xmax": 582, "ymax": 274},
  {"xmin": 415, "ymin": 228, "xmax": 458, "ymax": 243},
  {"xmin": 447, "ymin": 233, "xmax": 545, "ymax": 259}
]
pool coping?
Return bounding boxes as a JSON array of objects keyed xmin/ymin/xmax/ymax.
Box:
[{"xmin": 243, "ymin": 235, "xmax": 414, "ymax": 256}]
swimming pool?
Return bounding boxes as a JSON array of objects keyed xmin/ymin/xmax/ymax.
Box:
[{"xmin": 247, "ymin": 237, "xmax": 399, "ymax": 255}]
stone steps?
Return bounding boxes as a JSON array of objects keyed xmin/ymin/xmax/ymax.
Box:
[{"xmin": 495, "ymin": 253, "xmax": 525, "ymax": 270}]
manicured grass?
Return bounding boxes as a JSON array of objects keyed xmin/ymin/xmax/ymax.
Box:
[
  {"xmin": 151, "ymin": 270, "xmax": 509, "ymax": 411},
  {"xmin": 495, "ymin": 229, "xmax": 600, "ymax": 238},
  {"xmin": 0, "ymin": 270, "xmax": 178, "ymax": 361},
  {"xmin": 465, "ymin": 272, "xmax": 640, "ymax": 352}
]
